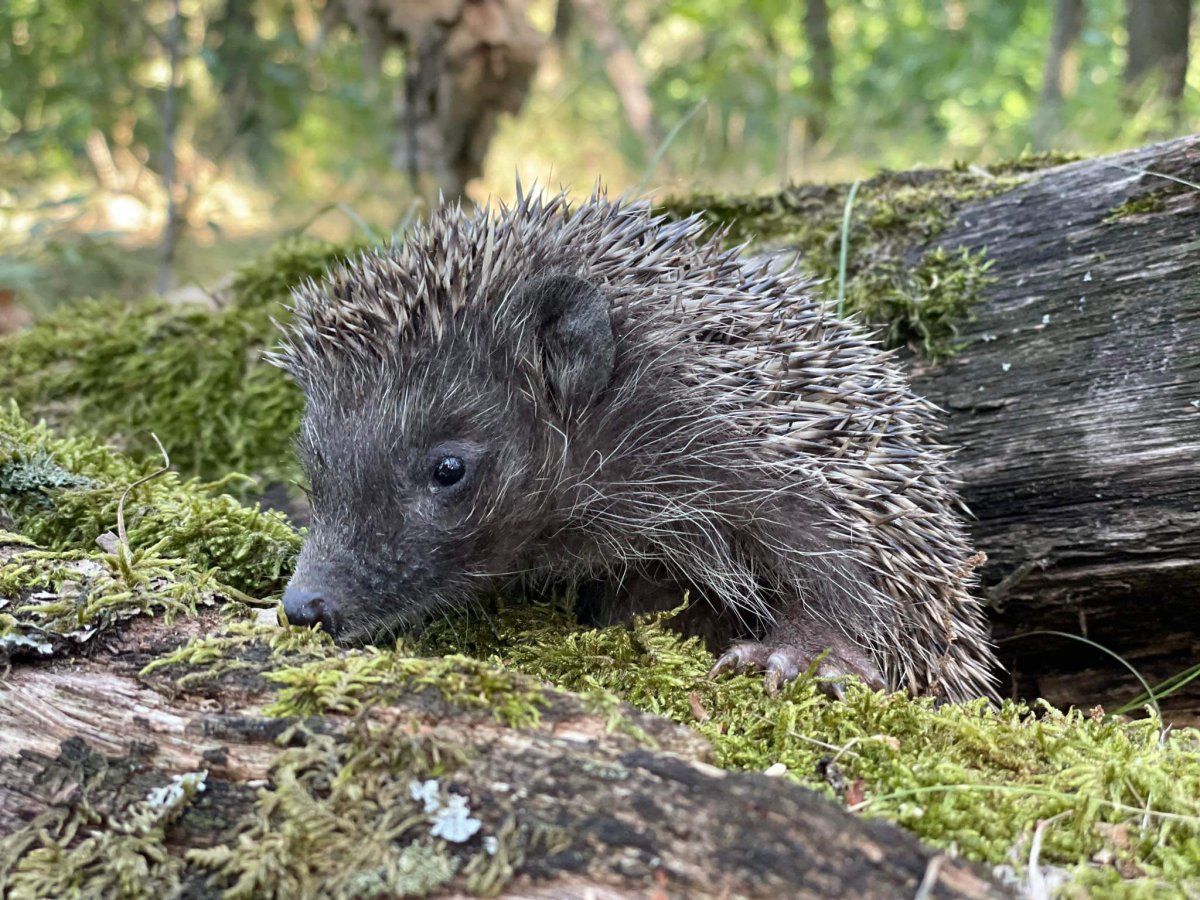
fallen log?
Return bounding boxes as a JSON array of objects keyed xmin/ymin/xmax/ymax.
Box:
[{"xmin": 910, "ymin": 136, "xmax": 1200, "ymax": 713}]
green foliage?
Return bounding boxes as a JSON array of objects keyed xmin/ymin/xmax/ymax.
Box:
[
  {"xmin": 528, "ymin": 0, "xmax": 1193, "ymax": 192},
  {"xmin": 0, "ymin": 0, "xmax": 367, "ymax": 185},
  {"xmin": 0, "ymin": 0, "xmax": 156, "ymax": 176},
  {"xmin": 0, "ymin": 195, "xmax": 150, "ymax": 315},
  {"xmin": 0, "ymin": 0, "xmax": 397, "ymax": 308},
  {"xmin": 3, "ymin": 0, "xmax": 1197, "ymax": 316}
]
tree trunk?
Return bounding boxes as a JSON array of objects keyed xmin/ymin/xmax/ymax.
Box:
[
  {"xmin": 573, "ymin": 0, "xmax": 656, "ymax": 151},
  {"xmin": 904, "ymin": 136, "xmax": 1200, "ymax": 714},
  {"xmin": 0, "ymin": 613, "xmax": 999, "ymax": 899},
  {"xmin": 155, "ymin": 0, "xmax": 185, "ymax": 296},
  {"xmin": 329, "ymin": 0, "xmax": 544, "ymax": 202},
  {"xmin": 1124, "ymin": 0, "xmax": 1191, "ymax": 125},
  {"xmin": 803, "ymin": 0, "xmax": 834, "ymax": 144},
  {"xmin": 1034, "ymin": 0, "xmax": 1083, "ymax": 149},
  {"xmin": 553, "ymin": 0, "xmax": 574, "ymax": 45}
]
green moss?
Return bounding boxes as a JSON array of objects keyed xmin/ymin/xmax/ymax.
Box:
[
  {"xmin": 839, "ymin": 244, "xmax": 993, "ymax": 355},
  {"xmin": 0, "ymin": 542, "xmax": 219, "ymax": 658},
  {"xmin": 0, "ymin": 401, "xmax": 300, "ymax": 656},
  {"xmin": 134, "ymin": 624, "xmax": 276, "ymax": 692},
  {"xmin": 409, "ymin": 601, "xmax": 1200, "ymax": 891},
  {"xmin": 0, "ymin": 404, "xmax": 299, "ymax": 598},
  {"xmin": 661, "ymin": 164, "xmax": 1022, "ymax": 357},
  {"xmin": 2, "ymin": 742, "xmax": 207, "ymax": 900},
  {"xmin": 267, "ymin": 652, "xmax": 546, "ymax": 729},
  {"xmin": 1104, "ymin": 190, "xmax": 1169, "ymax": 223},
  {"xmin": 128, "ymin": 628, "xmax": 556, "ymax": 897},
  {"xmin": 144, "ymin": 621, "xmax": 547, "ymax": 730},
  {"xmin": 187, "ymin": 723, "xmax": 478, "ymax": 899},
  {"xmin": 1, "ymin": 721, "xmax": 483, "ymax": 900},
  {"xmin": 977, "ymin": 149, "xmax": 1083, "ymax": 175},
  {"xmin": 0, "ymin": 238, "xmax": 361, "ymax": 487}
]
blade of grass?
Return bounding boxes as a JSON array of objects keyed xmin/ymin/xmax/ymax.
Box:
[
  {"xmin": 835, "ymin": 179, "xmax": 861, "ymax": 318},
  {"xmin": 1116, "ymin": 663, "xmax": 1200, "ymax": 716},
  {"xmin": 287, "ymin": 202, "xmax": 380, "ymax": 243},
  {"xmin": 1106, "ymin": 162, "xmax": 1200, "ymax": 192}
]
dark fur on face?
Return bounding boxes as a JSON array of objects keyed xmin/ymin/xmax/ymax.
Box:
[{"xmin": 287, "ymin": 315, "xmax": 551, "ymax": 640}]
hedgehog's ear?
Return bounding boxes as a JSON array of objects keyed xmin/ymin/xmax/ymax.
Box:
[{"xmin": 524, "ymin": 274, "xmax": 615, "ymax": 413}]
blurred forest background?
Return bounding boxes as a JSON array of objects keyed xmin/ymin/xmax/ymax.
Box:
[{"xmin": 1, "ymin": 0, "xmax": 1196, "ymax": 319}]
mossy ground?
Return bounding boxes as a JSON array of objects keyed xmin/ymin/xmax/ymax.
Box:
[{"xmin": 3, "ymin": 169, "xmax": 1198, "ymax": 896}]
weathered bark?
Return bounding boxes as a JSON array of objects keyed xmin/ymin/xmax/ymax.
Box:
[
  {"xmin": 329, "ymin": 0, "xmax": 544, "ymax": 200},
  {"xmin": 905, "ymin": 136, "xmax": 1200, "ymax": 713},
  {"xmin": 0, "ymin": 614, "xmax": 1000, "ymax": 898}
]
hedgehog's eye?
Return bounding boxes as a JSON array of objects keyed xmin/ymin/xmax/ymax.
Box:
[
  {"xmin": 432, "ymin": 456, "xmax": 466, "ymax": 487},
  {"xmin": 425, "ymin": 442, "xmax": 483, "ymax": 495}
]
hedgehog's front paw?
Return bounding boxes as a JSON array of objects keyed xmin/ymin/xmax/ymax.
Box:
[{"xmin": 708, "ymin": 634, "xmax": 885, "ymax": 699}]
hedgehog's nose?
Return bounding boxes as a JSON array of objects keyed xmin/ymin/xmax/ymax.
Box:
[{"xmin": 283, "ymin": 585, "xmax": 338, "ymax": 635}]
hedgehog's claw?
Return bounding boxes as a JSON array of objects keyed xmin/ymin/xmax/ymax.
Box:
[
  {"xmin": 764, "ymin": 649, "xmax": 804, "ymax": 695},
  {"xmin": 708, "ymin": 642, "xmax": 773, "ymax": 678},
  {"xmin": 709, "ymin": 638, "xmax": 885, "ymax": 699}
]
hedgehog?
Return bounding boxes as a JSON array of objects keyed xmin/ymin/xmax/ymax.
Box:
[{"xmin": 271, "ymin": 187, "xmax": 999, "ymax": 702}]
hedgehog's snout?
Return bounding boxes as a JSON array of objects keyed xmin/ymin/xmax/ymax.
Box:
[{"xmin": 283, "ymin": 583, "xmax": 343, "ymax": 636}]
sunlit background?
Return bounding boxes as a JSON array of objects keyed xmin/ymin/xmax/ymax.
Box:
[{"xmin": 1, "ymin": 0, "xmax": 1196, "ymax": 313}]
